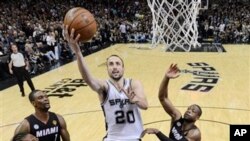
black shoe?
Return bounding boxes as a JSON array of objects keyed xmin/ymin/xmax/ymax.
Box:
[{"xmin": 21, "ymin": 92, "xmax": 25, "ymax": 97}]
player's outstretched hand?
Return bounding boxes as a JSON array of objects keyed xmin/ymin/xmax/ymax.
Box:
[
  {"xmin": 63, "ymin": 25, "xmax": 81, "ymax": 54},
  {"xmin": 141, "ymin": 128, "xmax": 160, "ymax": 138},
  {"xmin": 166, "ymin": 64, "xmax": 180, "ymax": 79},
  {"xmin": 121, "ymin": 87, "xmax": 137, "ymax": 103}
]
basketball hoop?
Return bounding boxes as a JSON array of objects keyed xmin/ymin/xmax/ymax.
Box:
[{"xmin": 147, "ymin": 0, "xmax": 204, "ymax": 51}]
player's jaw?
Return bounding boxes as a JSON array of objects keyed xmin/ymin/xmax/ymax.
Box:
[
  {"xmin": 111, "ymin": 73, "xmax": 123, "ymax": 81},
  {"xmin": 184, "ymin": 112, "xmax": 195, "ymax": 122},
  {"xmin": 37, "ymin": 100, "xmax": 51, "ymax": 112},
  {"xmin": 44, "ymin": 102, "xmax": 51, "ymax": 110},
  {"xmin": 110, "ymin": 70, "xmax": 123, "ymax": 81}
]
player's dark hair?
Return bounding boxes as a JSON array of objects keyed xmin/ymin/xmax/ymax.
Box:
[
  {"xmin": 29, "ymin": 90, "xmax": 41, "ymax": 102},
  {"xmin": 106, "ymin": 54, "xmax": 124, "ymax": 67},
  {"xmin": 194, "ymin": 104, "xmax": 202, "ymax": 117}
]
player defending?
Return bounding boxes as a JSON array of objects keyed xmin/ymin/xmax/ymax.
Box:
[
  {"xmin": 63, "ymin": 25, "xmax": 148, "ymax": 141},
  {"xmin": 141, "ymin": 64, "xmax": 202, "ymax": 141},
  {"xmin": 14, "ymin": 90, "xmax": 70, "ymax": 141}
]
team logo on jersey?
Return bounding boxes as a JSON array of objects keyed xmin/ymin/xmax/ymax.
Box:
[
  {"xmin": 36, "ymin": 126, "xmax": 59, "ymax": 137},
  {"xmin": 109, "ymin": 98, "xmax": 134, "ymax": 108},
  {"xmin": 177, "ymin": 122, "xmax": 181, "ymax": 127},
  {"xmin": 172, "ymin": 127, "xmax": 183, "ymax": 140},
  {"xmin": 52, "ymin": 120, "xmax": 57, "ymax": 125},
  {"xmin": 34, "ymin": 124, "xmax": 39, "ymax": 130},
  {"xmin": 181, "ymin": 62, "xmax": 219, "ymax": 92}
]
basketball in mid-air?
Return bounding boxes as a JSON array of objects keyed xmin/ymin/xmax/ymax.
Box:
[{"xmin": 64, "ymin": 7, "xmax": 97, "ymax": 42}]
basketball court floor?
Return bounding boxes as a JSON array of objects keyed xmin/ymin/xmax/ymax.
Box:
[{"xmin": 1, "ymin": 43, "xmax": 249, "ymax": 141}]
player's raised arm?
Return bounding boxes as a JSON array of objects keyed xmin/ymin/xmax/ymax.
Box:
[
  {"xmin": 158, "ymin": 64, "xmax": 181, "ymax": 121},
  {"xmin": 63, "ymin": 25, "xmax": 104, "ymax": 93}
]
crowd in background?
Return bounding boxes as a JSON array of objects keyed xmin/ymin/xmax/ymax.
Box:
[
  {"xmin": 198, "ymin": 0, "xmax": 250, "ymax": 44},
  {"xmin": 0, "ymin": 0, "xmax": 250, "ymax": 81}
]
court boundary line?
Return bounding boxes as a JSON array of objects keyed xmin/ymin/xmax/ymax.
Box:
[{"xmin": 1, "ymin": 106, "xmax": 248, "ymax": 128}]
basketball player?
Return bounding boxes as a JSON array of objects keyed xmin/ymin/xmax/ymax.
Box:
[
  {"xmin": 9, "ymin": 43, "xmax": 35, "ymax": 96},
  {"xmin": 141, "ymin": 64, "xmax": 202, "ymax": 141},
  {"xmin": 63, "ymin": 25, "xmax": 148, "ymax": 141},
  {"xmin": 14, "ymin": 90, "xmax": 70, "ymax": 141},
  {"xmin": 12, "ymin": 132, "xmax": 38, "ymax": 141}
]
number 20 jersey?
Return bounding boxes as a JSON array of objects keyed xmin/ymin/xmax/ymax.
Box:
[{"xmin": 101, "ymin": 78, "xmax": 143, "ymax": 140}]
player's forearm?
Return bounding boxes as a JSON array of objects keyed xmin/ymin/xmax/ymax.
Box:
[
  {"xmin": 75, "ymin": 52, "xmax": 100, "ymax": 91},
  {"xmin": 156, "ymin": 131, "xmax": 174, "ymax": 141},
  {"xmin": 130, "ymin": 80, "xmax": 148, "ymax": 110},
  {"xmin": 75, "ymin": 52, "xmax": 93, "ymax": 82},
  {"xmin": 158, "ymin": 76, "xmax": 170, "ymax": 100},
  {"xmin": 135, "ymin": 98, "xmax": 148, "ymax": 110}
]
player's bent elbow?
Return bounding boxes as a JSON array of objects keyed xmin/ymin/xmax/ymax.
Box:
[
  {"xmin": 139, "ymin": 102, "xmax": 148, "ymax": 110},
  {"xmin": 140, "ymin": 106, "xmax": 148, "ymax": 110},
  {"xmin": 158, "ymin": 95, "xmax": 165, "ymax": 102}
]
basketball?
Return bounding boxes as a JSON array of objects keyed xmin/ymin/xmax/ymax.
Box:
[{"xmin": 64, "ymin": 7, "xmax": 97, "ymax": 42}]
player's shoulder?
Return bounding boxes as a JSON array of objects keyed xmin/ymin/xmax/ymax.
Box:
[
  {"xmin": 55, "ymin": 113, "xmax": 66, "ymax": 123},
  {"xmin": 129, "ymin": 78, "xmax": 143, "ymax": 87},
  {"xmin": 188, "ymin": 127, "xmax": 201, "ymax": 141},
  {"xmin": 17, "ymin": 119, "xmax": 30, "ymax": 130},
  {"xmin": 54, "ymin": 113, "xmax": 68, "ymax": 128},
  {"xmin": 101, "ymin": 79, "xmax": 109, "ymax": 90},
  {"xmin": 21, "ymin": 118, "xmax": 30, "ymax": 125},
  {"xmin": 54, "ymin": 113, "xmax": 63, "ymax": 119},
  {"xmin": 14, "ymin": 119, "xmax": 31, "ymax": 135}
]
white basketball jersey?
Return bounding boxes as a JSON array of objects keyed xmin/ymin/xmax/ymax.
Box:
[{"xmin": 102, "ymin": 78, "xmax": 143, "ymax": 140}]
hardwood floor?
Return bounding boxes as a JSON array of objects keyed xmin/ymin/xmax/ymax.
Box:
[{"xmin": 1, "ymin": 44, "xmax": 249, "ymax": 141}]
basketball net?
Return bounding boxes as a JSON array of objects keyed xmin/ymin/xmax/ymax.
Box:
[{"xmin": 147, "ymin": 0, "xmax": 201, "ymax": 51}]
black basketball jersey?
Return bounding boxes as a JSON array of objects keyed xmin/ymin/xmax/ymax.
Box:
[
  {"xmin": 26, "ymin": 112, "xmax": 61, "ymax": 141},
  {"xmin": 169, "ymin": 118, "xmax": 188, "ymax": 141}
]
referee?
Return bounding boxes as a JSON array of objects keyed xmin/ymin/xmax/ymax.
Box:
[{"xmin": 9, "ymin": 43, "xmax": 35, "ymax": 96}]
